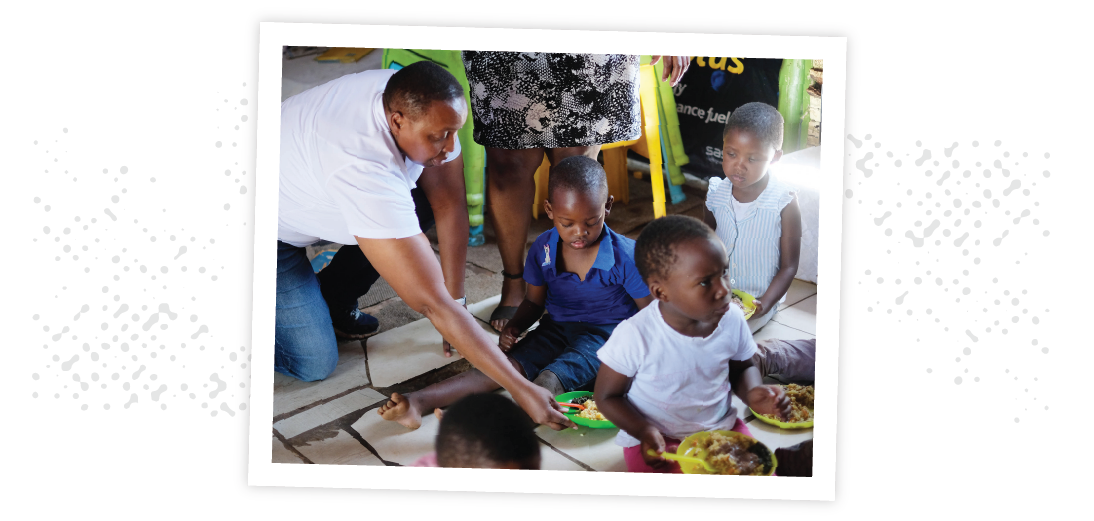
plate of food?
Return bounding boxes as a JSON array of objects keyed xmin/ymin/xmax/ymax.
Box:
[
  {"xmin": 750, "ymin": 383, "xmax": 814, "ymax": 429},
  {"xmin": 555, "ymin": 391, "xmax": 616, "ymax": 429},
  {"xmin": 676, "ymin": 430, "xmax": 776, "ymax": 475},
  {"xmin": 731, "ymin": 289, "xmax": 757, "ymax": 320}
]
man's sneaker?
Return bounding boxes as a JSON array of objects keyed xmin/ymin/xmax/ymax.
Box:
[{"xmin": 330, "ymin": 306, "xmax": 380, "ymax": 339}]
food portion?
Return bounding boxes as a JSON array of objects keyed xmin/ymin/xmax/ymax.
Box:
[
  {"xmin": 731, "ymin": 294, "xmax": 747, "ymax": 313},
  {"xmin": 575, "ymin": 399, "xmax": 607, "ymax": 421},
  {"xmin": 759, "ymin": 383, "xmax": 814, "ymax": 424},
  {"xmin": 693, "ymin": 431, "xmax": 764, "ymax": 475}
]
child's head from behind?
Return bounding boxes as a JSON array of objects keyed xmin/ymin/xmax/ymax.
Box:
[
  {"xmin": 545, "ymin": 156, "xmax": 613, "ymax": 252},
  {"xmin": 722, "ymin": 102, "xmax": 784, "ymax": 190},
  {"xmin": 435, "ymin": 393, "xmax": 541, "ymax": 470},
  {"xmin": 635, "ymin": 216, "xmax": 732, "ymax": 323}
]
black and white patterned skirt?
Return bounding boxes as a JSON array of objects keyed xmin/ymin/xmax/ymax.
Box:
[{"xmin": 461, "ymin": 52, "xmax": 641, "ymax": 149}]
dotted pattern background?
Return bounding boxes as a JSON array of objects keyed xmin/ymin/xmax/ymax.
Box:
[
  {"xmin": 844, "ymin": 135, "xmax": 1053, "ymax": 424},
  {"xmin": 25, "ymin": 84, "xmax": 255, "ymax": 417}
]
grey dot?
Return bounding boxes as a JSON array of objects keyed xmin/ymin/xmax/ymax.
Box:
[
  {"xmin": 240, "ymin": 98, "xmax": 248, "ymax": 106},
  {"xmin": 104, "ymin": 404, "xmax": 110, "ymax": 410},
  {"xmin": 963, "ymin": 347, "xmax": 971, "ymax": 355},
  {"xmin": 111, "ymin": 195, "xmax": 119, "ymax": 203},
  {"xmin": 160, "ymin": 266, "xmax": 168, "ymax": 274},
  {"xmin": 927, "ymin": 368, "xmax": 932, "ymax": 373},
  {"xmin": 954, "ymin": 377, "xmax": 963, "ymax": 385},
  {"xmin": 241, "ymin": 115, "xmax": 248, "ymax": 122},
  {"xmin": 215, "ymin": 141, "xmax": 222, "ymax": 148},
  {"xmin": 101, "ymin": 286, "xmax": 109, "ymax": 293},
  {"xmin": 45, "ymin": 205, "xmax": 51, "ymax": 211},
  {"xmin": 1042, "ymin": 347, "xmax": 1049, "ymax": 354},
  {"xmin": 845, "ymin": 189, "xmax": 853, "ymax": 198},
  {"xmin": 1044, "ymin": 152, "xmax": 1050, "ymax": 159},
  {"xmin": 120, "ymin": 166, "xmax": 128, "ymax": 174},
  {"xmin": 240, "ymin": 186, "xmax": 248, "ymax": 195},
  {"xmin": 1014, "ymin": 417, "xmax": 1020, "ymax": 423},
  {"xmin": 223, "ymin": 203, "xmax": 230, "ymax": 210}
]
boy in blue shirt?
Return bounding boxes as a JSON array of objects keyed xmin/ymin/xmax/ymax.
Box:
[{"xmin": 380, "ymin": 156, "xmax": 652, "ymax": 429}]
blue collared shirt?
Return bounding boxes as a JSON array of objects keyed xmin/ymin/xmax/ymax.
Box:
[{"xmin": 523, "ymin": 224, "xmax": 650, "ymax": 325}]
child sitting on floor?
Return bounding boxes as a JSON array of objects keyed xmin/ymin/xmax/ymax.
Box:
[
  {"xmin": 703, "ymin": 101, "xmax": 801, "ymax": 335},
  {"xmin": 594, "ymin": 215, "xmax": 792, "ymax": 473},
  {"xmin": 411, "ymin": 393, "xmax": 541, "ymax": 469},
  {"xmin": 379, "ymin": 155, "xmax": 653, "ymax": 429}
]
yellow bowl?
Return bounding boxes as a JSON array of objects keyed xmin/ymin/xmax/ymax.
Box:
[
  {"xmin": 676, "ymin": 430, "xmax": 776, "ymax": 475},
  {"xmin": 732, "ymin": 289, "xmax": 757, "ymax": 320},
  {"xmin": 749, "ymin": 406, "xmax": 815, "ymax": 429}
]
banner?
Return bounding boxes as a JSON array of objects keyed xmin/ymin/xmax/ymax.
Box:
[{"xmin": 673, "ymin": 57, "xmax": 783, "ymax": 178}]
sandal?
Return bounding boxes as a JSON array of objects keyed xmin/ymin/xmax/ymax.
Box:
[{"xmin": 490, "ymin": 270, "xmax": 524, "ymax": 332}]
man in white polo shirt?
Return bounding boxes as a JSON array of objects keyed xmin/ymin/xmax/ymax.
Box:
[{"xmin": 277, "ymin": 62, "xmax": 573, "ymax": 430}]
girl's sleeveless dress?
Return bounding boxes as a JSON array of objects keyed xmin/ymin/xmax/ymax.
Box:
[
  {"xmin": 461, "ymin": 52, "xmax": 641, "ymax": 149},
  {"xmin": 705, "ymin": 173, "xmax": 795, "ymax": 332}
]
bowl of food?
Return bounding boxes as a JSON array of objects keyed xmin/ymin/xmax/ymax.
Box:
[
  {"xmin": 731, "ymin": 289, "xmax": 757, "ymax": 320},
  {"xmin": 676, "ymin": 430, "xmax": 776, "ymax": 475},
  {"xmin": 750, "ymin": 383, "xmax": 814, "ymax": 429},
  {"xmin": 554, "ymin": 391, "xmax": 615, "ymax": 429}
]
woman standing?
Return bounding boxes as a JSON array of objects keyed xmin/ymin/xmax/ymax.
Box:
[{"xmin": 462, "ymin": 52, "xmax": 689, "ymax": 330}]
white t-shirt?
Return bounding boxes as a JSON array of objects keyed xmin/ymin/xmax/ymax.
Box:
[
  {"xmin": 597, "ymin": 301, "xmax": 757, "ymax": 447},
  {"xmin": 278, "ymin": 69, "xmax": 462, "ymax": 247}
]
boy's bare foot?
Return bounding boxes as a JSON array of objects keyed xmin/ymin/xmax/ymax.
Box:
[
  {"xmin": 377, "ymin": 392, "xmax": 423, "ymax": 430},
  {"xmin": 433, "ymin": 408, "xmax": 444, "ymax": 421}
]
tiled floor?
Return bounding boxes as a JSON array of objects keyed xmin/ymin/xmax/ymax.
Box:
[{"xmin": 271, "ymin": 272, "xmax": 817, "ymax": 470}]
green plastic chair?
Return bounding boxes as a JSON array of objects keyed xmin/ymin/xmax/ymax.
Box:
[{"xmin": 382, "ymin": 49, "xmax": 486, "ymax": 246}]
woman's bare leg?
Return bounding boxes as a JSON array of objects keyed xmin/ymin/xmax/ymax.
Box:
[{"xmin": 485, "ymin": 147, "xmax": 547, "ymax": 330}]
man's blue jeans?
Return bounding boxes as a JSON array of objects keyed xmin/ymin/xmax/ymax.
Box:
[{"xmin": 275, "ymin": 186, "xmax": 435, "ymax": 382}]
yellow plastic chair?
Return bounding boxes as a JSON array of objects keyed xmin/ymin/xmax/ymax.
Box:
[{"xmin": 532, "ymin": 63, "xmax": 667, "ymax": 219}]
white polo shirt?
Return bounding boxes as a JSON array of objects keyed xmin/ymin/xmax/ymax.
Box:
[{"xmin": 278, "ymin": 69, "xmax": 462, "ymax": 247}]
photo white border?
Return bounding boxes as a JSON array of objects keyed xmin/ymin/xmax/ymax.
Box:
[{"xmin": 249, "ymin": 22, "xmax": 845, "ymax": 500}]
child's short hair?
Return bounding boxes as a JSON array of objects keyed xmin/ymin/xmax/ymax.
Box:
[
  {"xmin": 634, "ymin": 215, "xmax": 717, "ymax": 282},
  {"xmin": 723, "ymin": 102, "xmax": 784, "ymax": 151},
  {"xmin": 435, "ymin": 394, "xmax": 540, "ymax": 469},
  {"xmin": 547, "ymin": 155, "xmax": 608, "ymax": 202},
  {"xmin": 382, "ymin": 61, "xmax": 465, "ymax": 120}
]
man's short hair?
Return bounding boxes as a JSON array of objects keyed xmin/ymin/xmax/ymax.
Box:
[
  {"xmin": 547, "ymin": 155, "xmax": 608, "ymax": 202},
  {"xmin": 435, "ymin": 394, "xmax": 541, "ymax": 469},
  {"xmin": 382, "ymin": 61, "xmax": 465, "ymax": 119},
  {"xmin": 723, "ymin": 102, "xmax": 784, "ymax": 151}
]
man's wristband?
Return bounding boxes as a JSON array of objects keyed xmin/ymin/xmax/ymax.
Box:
[{"xmin": 454, "ymin": 297, "xmax": 466, "ymax": 306}]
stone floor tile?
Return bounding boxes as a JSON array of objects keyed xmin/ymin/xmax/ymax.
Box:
[
  {"xmin": 273, "ymin": 388, "xmax": 386, "ymax": 439},
  {"xmin": 273, "ymin": 341, "xmax": 371, "ymax": 417},
  {"xmin": 295, "ymin": 429, "xmax": 384, "ymax": 466}
]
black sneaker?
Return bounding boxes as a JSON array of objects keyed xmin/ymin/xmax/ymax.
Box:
[{"xmin": 329, "ymin": 306, "xmax": 380, "ymax": 339}]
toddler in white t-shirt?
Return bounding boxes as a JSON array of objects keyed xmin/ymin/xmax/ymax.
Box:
[{"xmin": 594, "ymin": 215, "xmax": 792, "ymax": 473}]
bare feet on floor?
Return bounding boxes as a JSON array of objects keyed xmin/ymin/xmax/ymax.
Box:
[{"xmin": 377, "ymin": 392, "xmax": 423, "ymax": 430}]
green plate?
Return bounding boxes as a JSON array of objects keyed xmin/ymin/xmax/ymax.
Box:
[
  {"xmin": 732, "ymin": 289, "xmax": 757, "ymax": 320},
  {"xmin": 677, "ymin": 430, "xmax": 777, "ymax": 475},
  {"xmin": 555, "ymin": 391, "xmax": 616, "ymax": 429}
]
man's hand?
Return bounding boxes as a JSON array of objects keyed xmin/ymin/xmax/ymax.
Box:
[
  {"xmin": 747, "ymin": 384, "xmax": 792, "ymax": 420},
  {"xmin": 650, "ymin": 55, "xmax": 691, "ymax": 87},
  {"xmin": 511, "ymin": 382, "xmax": 575, "ymax": 431}
]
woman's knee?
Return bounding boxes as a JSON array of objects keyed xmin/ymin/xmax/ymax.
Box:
[{"xmin": 487, "ymin": 148, "xmax": 543, "ymax": 189}]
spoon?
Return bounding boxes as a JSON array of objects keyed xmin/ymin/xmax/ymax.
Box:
[{"xmin": 647, "ymin": 450, "xmax": 717, "ymax": 473}]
